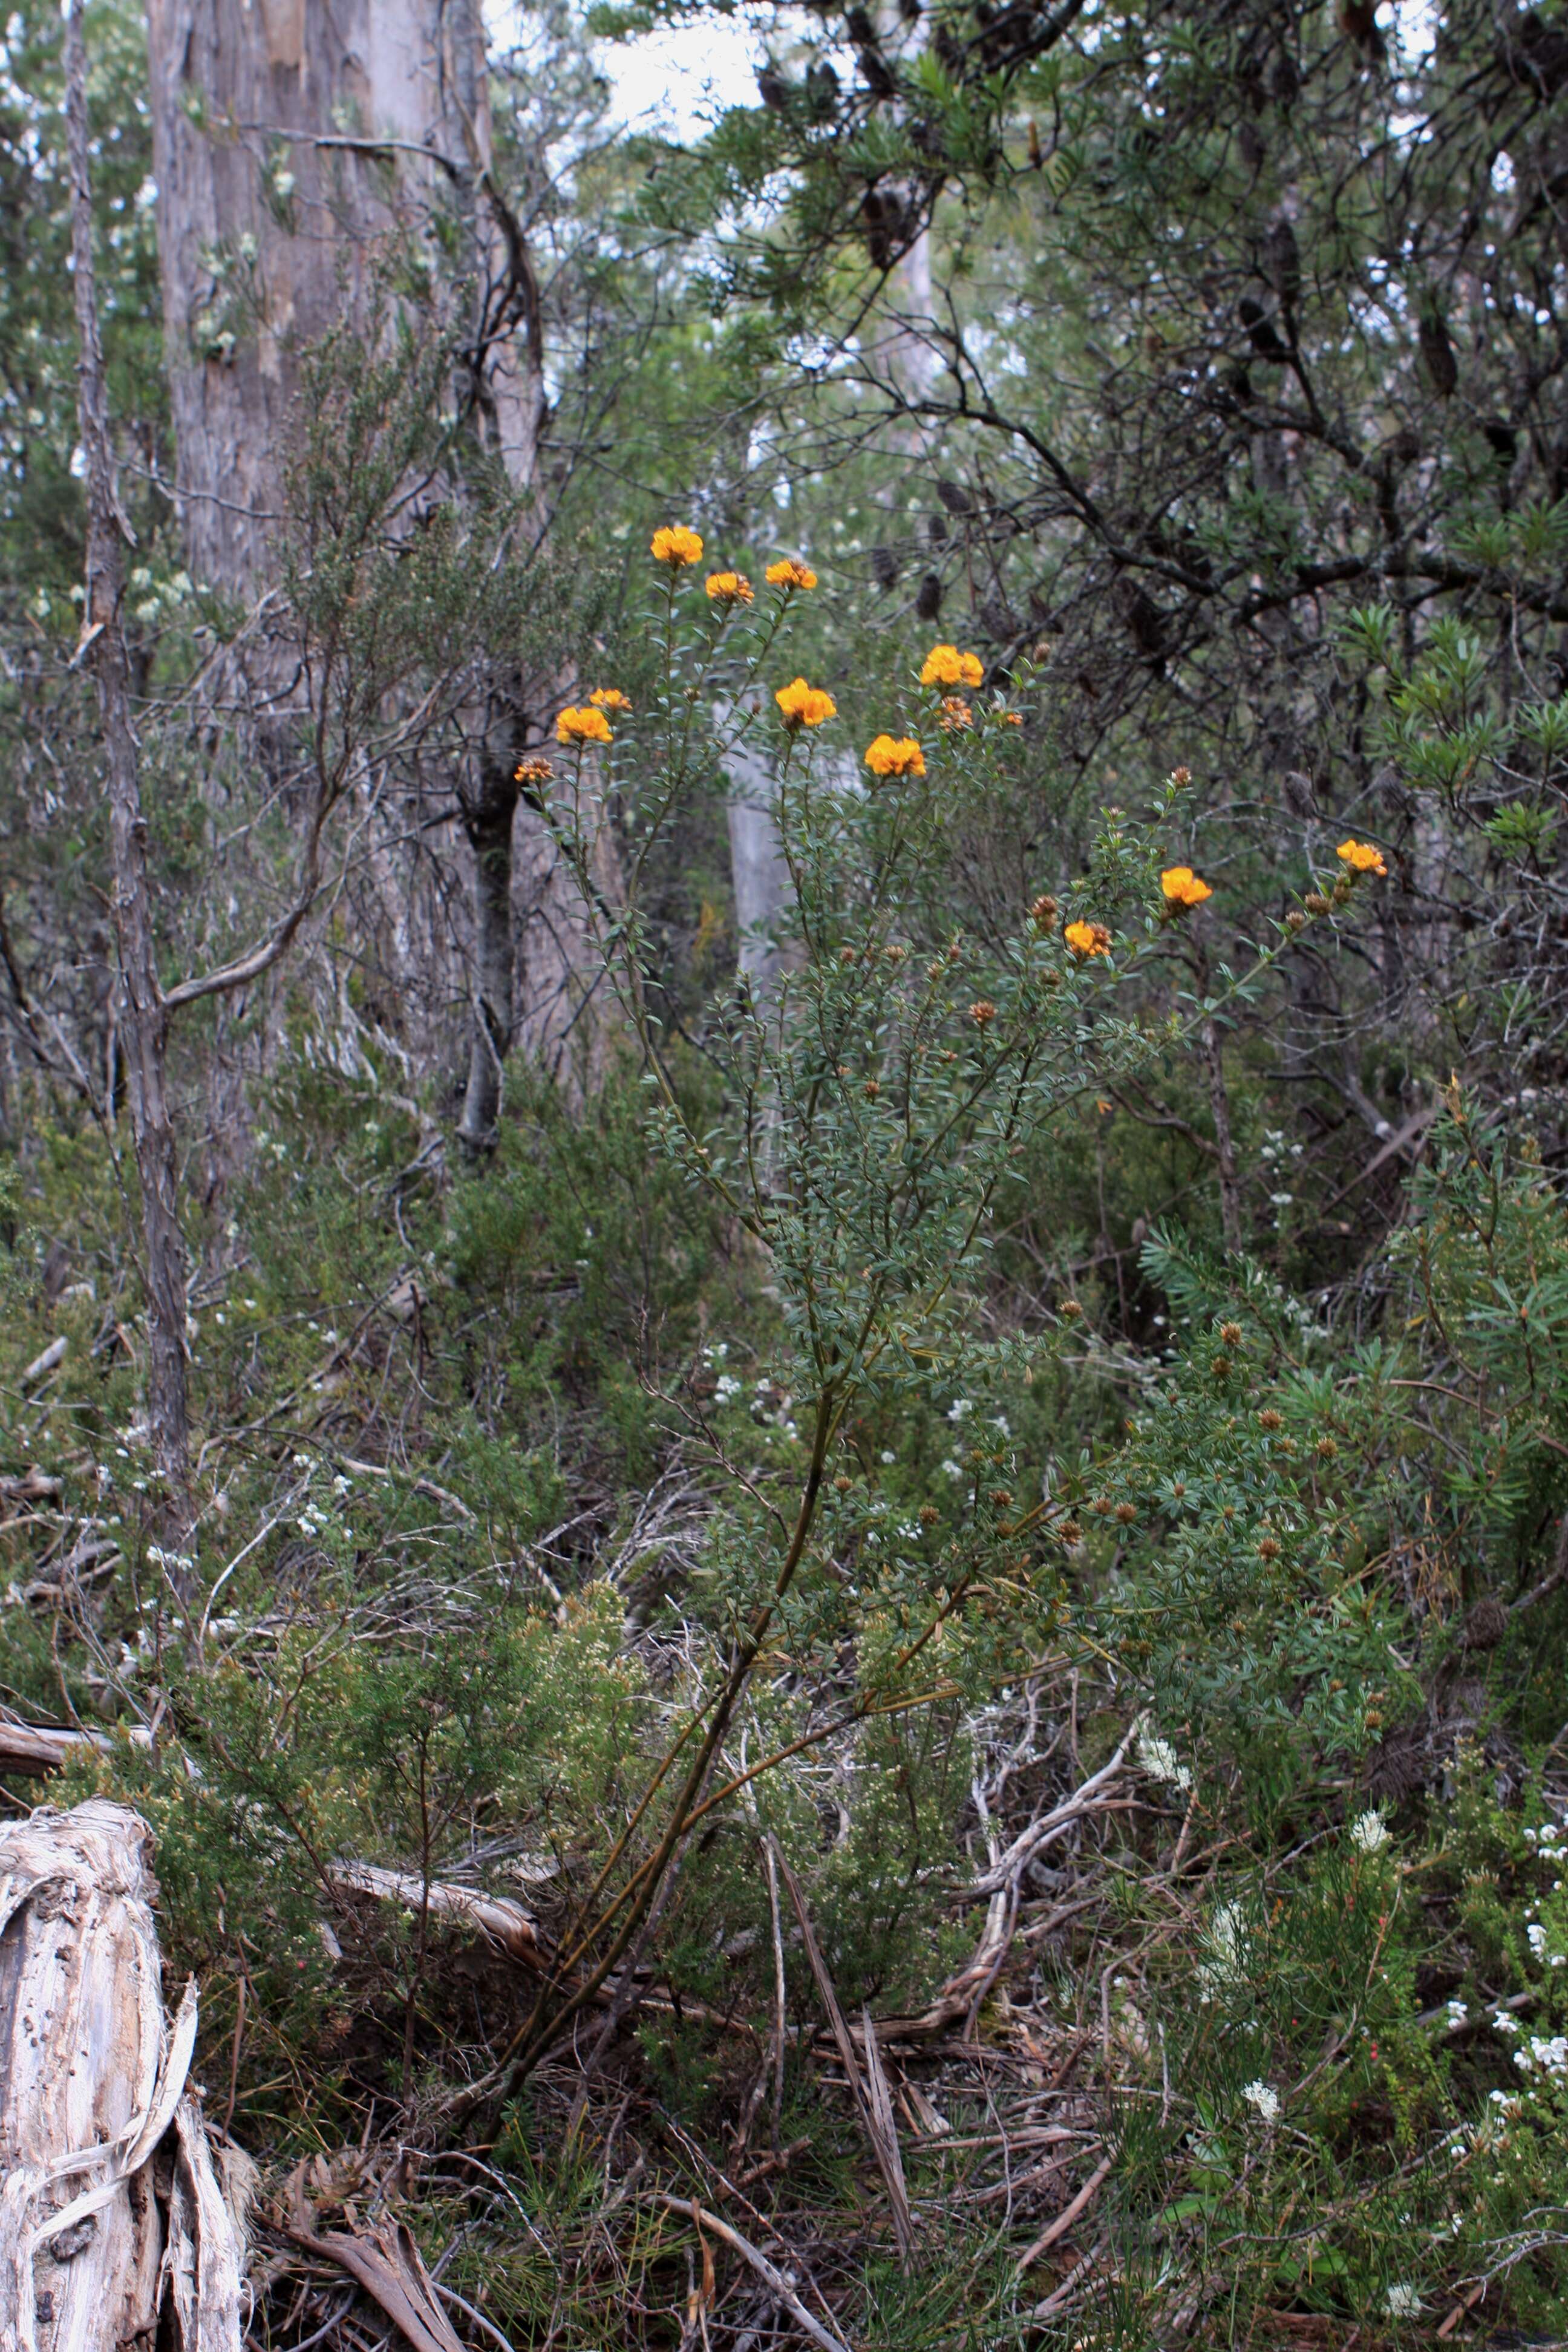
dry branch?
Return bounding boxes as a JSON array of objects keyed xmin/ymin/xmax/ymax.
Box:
[{"xmin": 648, "ymin": 2196, "xmax": 853, "ymax": 2352}]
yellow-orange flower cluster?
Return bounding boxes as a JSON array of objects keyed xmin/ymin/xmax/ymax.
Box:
[
  {"xmin": 864, "ymin": 734, "xmax": 926, "ymax": 779},
  {"xmin": 705, "ymin": 571, "xmax": 754, "ymax": 606},
  {"xmin": 589, "ymin": 687, "xmax": 632, "ymax": 711},
  {"xmin": 920, "ymin": 644, "xmax": 984, "ymax": 690},
  {"xmin": 765, "ymin": 558, "xmax": 817, "ymax": 592},
  {"xmin": 1336, "ymin": 837, "xmax": 1388, "ymax": 876},
  {"xmin": 1064, "ymin": 919, "xmax": 1112, "ymax": 959},
  {"xmin": 937, "ymin": 696, "xmax": 972, "ymax": 730},
  {"xmin": 557, "ymin": 705, "xmax": 613, "ymax": 746},
  {"xmin": 651, "ymin": 524, "xmax": 704, "ymax": 567},
  {"xmin": 514, "ymin": 755, "xmax": 553, "ymax": 784},
  {"xmin": 776, "ymin": 678, "xmax": 837, "ymax": 730},
  {"xmin": 1160, "ymin": 865, "xmax": 1212, "ymax": 910}
]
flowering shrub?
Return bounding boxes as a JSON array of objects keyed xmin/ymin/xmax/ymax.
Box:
[{"xmin": 482, "ymin": 525, "xmax": 1409, "ymax": 2099}]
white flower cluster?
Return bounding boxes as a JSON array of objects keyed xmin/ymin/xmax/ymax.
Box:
[
  {"xmin": 1197, "ymin": 1901, "xmax": 1249, "ymax": 2000},
  {"xmin": 1241, "ymin": 2079, "xmax": 1279, "ymax": 2123},
  {"xmin": 1136, "ymin": 1715, "xmax": 1193, "ymax": 1794},
  {"xmin": 1512, "ymin": 2033, "xmax": 1568, "ymax": 2076},
  {"xmin": 1349, "ymin": 1809, "xmax": 1390, "ymax": 1854},
  {"xmin": 1524, "ymin": 1819, "xmax": 1568, "ymax": 1868},
  {"xmin": 145, "ymin": 1543, "xmax": 195, "ymax": 1574},
  {"xmin": 1383, "ymin": 2284, "xmax": 1420, "ymax": 2318}
]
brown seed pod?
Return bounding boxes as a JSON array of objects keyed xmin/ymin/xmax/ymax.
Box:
[{"xmin": 1461, "ymin": 1593, "xmax": 1509, "ymax": 1651}]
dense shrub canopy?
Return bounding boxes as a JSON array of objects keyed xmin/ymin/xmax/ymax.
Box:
[{"xmin": 2, "ymin": 1, "xmax": 1567, "ymax": 2345}]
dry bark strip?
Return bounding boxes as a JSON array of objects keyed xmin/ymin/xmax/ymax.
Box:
[
  {"xmin": 772, "ymin": 1843, "xmax": 916, "ymax": 2270},
  {"xmin": 286, "ymin": 2167, "xmax": 465, "ymax": 2352},
  {"xmin": 0, "ymin": 1800, "xmax": 245, "ymax": 2350}
]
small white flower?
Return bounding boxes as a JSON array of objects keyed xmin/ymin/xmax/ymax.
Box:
[
  {"xmin": 1241, "ymin": 2079, "xmax": 1279, "ymax": 2123},
  {"xmin": 946, "ymin": 1398, "xmax": 973, "ymax": 1422},
  {"xmin": 941, "ymin": 1459, "xmax": 964, "ymax": 1478},
  {"xmin": 1527, "ymin": 1922, "xmax": 1547, "ymax": 1958},
  {"xmin": 1384, "ymin": 2284, "xmax": 1420, "ymax": 2318},
  {"xmin": 880, "ymin": 1449, "xmax": 896, "ymax": 1465},
  {"xmin": 1350, "ymin": 1809, "xmax": 1390, "ymax": 1854},
  {"xmin": 1492, "ymin": 2010, "xmax": 1520, "ymax": 2035},
  {"xmin": 1445, "ymin": 1999, "xmax": 1468, "ymax": 2029}
]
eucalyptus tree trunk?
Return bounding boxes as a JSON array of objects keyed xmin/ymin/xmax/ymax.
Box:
[
  {"xmin": 68, "ymin": 0, "xmax": 192, "ymax": 1533},
  {"xmin": 144, "ymin": 0, "xmax": 540, "ymax": 590},
  {"xmin": 143, "ymin": 0, "xmax": 598, "ymax": 1135}
]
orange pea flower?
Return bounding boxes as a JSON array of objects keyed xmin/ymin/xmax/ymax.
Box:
[
  {"xmin": 776, "ymin": 678, "xmax": 837, "ymax": 730},
  {"xmin": 920, "ymin": 644, "xmax": 984, "ymax": 689},
  {"xmin": 864, "ymin": 734, "xmax": 926, "ymax": 778},
  {"xmin": 557, "ymin": 705, "xmax": 613, "ymax": 746},
  {"xmin": 651, "ymin": 524, "xmax": 704, "ymax": 567}
]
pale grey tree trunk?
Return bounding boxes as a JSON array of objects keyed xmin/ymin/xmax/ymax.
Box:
[
  {"xmin": 145, "ymin": 0, "xmax": 605, "ymax": 1139},
  {"xmin": 69, "ymin": 0, "xmax": 192, "ymax": 1537},
  {"xmin": 144, "ymin": 0, "xmax": 541, "ymax": 590},
  {"xmin": 724, "ymin": 728, "xmax": 794, "ymax": 1008}
]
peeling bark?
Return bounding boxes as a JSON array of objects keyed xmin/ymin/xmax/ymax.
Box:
[{"xmin": 0, "ymin": 1802, "xmax": 244, "ymax": 2351}]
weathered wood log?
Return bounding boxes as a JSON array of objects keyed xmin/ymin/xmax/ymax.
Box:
[
  {"xmin": 0, "ymin": 1802, "xmax": 245, "ymax": 2351},
  {"xmin": 325, "ymin": 1860, "xmax": 548, "ymax": 1970}
]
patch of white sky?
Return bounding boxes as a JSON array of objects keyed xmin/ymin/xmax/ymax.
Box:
[{"xmin": 486, "ymin": 0, "xmax": 769, "ymax": 140}]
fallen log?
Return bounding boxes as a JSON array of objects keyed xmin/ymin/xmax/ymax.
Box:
[
  {"xmin": 0, "ymin": 1719, "xmax": 149, "ymax": 1777},
  {"xmin": 325, "ymin": 1860, "xmax": 549, "ymax": 1969},
  {"xmin": 0, "ymin": 1800, "xmax": 247, "ymax": 2351}
]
